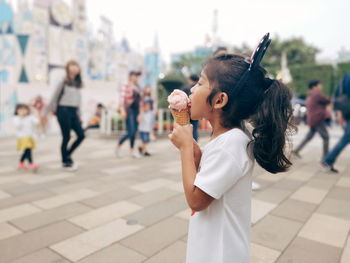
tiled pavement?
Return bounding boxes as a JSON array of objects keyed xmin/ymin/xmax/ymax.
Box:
[{"xmin": 0, "ymin": 125, "xmax": 349, "ymax": 263}]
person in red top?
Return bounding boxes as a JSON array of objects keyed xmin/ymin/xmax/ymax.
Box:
[
  {"xmin": 116, "ymin": 71, "xmax": 142, "ymax": 158},
  {"xmin": 293, "ymin": 80, "xmax": 331, "ymax": 159}
]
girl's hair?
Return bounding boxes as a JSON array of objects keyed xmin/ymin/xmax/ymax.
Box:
[
  {"xmin": 204, "ymin": 54, "xmax": 295, "ymax": 174},
  {"xmin": 65, "ymin": 60, "xmax": 83, "ymax": 88},
  {"xmin": 14, "ymin": 104, "xmax": 30, "ymax": 116}
]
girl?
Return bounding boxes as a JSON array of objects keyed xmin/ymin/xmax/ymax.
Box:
[
  {"xmin": 14, "ymin": 104, "xmax": 39, "ymax": 172},
  {"xmin": 169, "ymin": 34, "xmax": 294, "ymax": 263},
  {"xmin": 45, "ymin": 60, "xmax": 85, "ymax": 171}
]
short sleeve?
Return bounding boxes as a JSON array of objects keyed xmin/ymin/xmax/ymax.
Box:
[{"xmin": 194, "ymin": 147, "xmax": 244, "ymax": 199}]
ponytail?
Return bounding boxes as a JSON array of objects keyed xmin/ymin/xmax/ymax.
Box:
[{"xmin": 250, "ymin": 80, "xmax": 295, "ymax": 174}]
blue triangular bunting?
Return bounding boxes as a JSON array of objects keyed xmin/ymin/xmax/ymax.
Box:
[
  {"xmin": 19, "ymin": 67, "xmax": 29, "ymax": 83},
  {"xmin": 17, "ymin": 35, "xmax": 30, "ymax": 55}
]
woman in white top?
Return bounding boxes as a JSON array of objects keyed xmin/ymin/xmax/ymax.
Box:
[{"xmin": 169, "ymin": 34, "xmax": 295, "ymax": 263}]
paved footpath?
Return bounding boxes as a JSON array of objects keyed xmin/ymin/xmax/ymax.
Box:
[{"xmin": 0, "ymin": 125, "xmax": 349, "ymax": 263}]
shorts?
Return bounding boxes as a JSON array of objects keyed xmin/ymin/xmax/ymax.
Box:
[{"xmin": 139, "ymin": 132, "xmax": 150, "ymax": 143}]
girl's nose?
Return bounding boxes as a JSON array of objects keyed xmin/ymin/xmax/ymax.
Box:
[{"xmin": 190, "ymin": 84, "xmax": 197, "ymax": 94}]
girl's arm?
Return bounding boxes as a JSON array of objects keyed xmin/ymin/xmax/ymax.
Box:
[
  {"xmin": 193, "ymin": 140, "xmax": 202, "ymax": 172},
  {"xmin": 170, "ymin": 124, "xmax": 213, "ymax": 212}
]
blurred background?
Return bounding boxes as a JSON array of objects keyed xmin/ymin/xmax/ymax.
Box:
[{"xmin": 0, "ymin": 0, "xmax": 349, "ymax": 135}]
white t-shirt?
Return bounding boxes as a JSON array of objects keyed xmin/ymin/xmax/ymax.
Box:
[
  {"xmin": 13, "ymin": 115, "xmax": 39, "ymax": 138},
  {"xmin": 187, "ymin": 128, "xmax": 254, "ymax": 263}
]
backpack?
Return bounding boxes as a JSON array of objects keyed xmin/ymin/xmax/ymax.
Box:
[{"xmin": 334, "ymin": 77, "xmax": 350, "ymax": 119}]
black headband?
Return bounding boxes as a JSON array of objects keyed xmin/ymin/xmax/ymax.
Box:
[{"xmin": 233, "ymin": 33, "xmax": 272, "ymax": 95}]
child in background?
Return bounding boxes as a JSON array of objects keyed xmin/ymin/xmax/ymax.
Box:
[
  {"xmin": 138, "ymin": 100, "xmax": 154, "ymax": 156},
  {"xmin": 13, "ymin": 104, "xmax": 39, "ymax": 172}
]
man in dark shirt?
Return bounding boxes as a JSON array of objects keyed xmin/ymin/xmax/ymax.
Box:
[
  {"xmin": 322, "ymin": 73, "xmax": 350, "ymax": 173},
  {"xmin": 293, "ymin": 80, "xmax": 331, "ymax": 160},
  {"xmin": 182, "ymin": 74, "xmax": 199, "ymax": 141}
]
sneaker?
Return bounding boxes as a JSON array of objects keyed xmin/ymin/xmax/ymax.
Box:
[
  {"xmin": 144, "ymin": 152, "xmax": 151, "ymax": 157},
  {"xmin": 18, "ymin": 162, "xmax": 27, "ymax": 170},
  {"xmin": 320, "ymin": 161, "xmax": 339, "ymax": 173},
  {"xmin": 115, "ymin": 146, "xmax": 123, "ymax": 158},
  {"xmin": 291, "ymin": 150, "xmax": 302, "ymax": 159},
  {"xmin": 29, "ymin": 163, "xmax": 39, "ymax": 172},
  {"xmin": 131, "ymin": 151, "xmax": 141, "ymax": 159},
  {"xmin": 63, "ymin": 162, "xmax": 78, "ymax": 172},
  {"xmin": 252, "ymin": 181, "xmax": 261, "ymax": 191}
]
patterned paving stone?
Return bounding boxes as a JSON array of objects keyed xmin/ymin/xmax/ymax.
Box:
[
  {"xmin": 276, "ymin": 237, "xmax": 342, "ymax": 263},
  {"xmin": 11, "ymin": 202, "xmax": 92, "ymax": 231},
  {"xmin": 0, "ymin": 221, "xmax": 82, "ymax": 263},
  {"xmin": 123, "ymin": 196, "xmax": 187, "ymax": 226},
  {"xmin": 0, "ymin": 223, "xmax": 22, "ymax": 240},
  {"xmin": 290, "ymin": 186, "xmax": 328, "ymax": 204},
  {"xmin": 120, "ymin": 217, "xmax": 188, "ymax": 257},
  {"xmin": 0, "ymin": 190, "xmax": 53, "ymax": 210},
  {"xmin": 341, "ymin": 235, "xmax": 350, "ymax": 263},
  {"xmin": 272, "ymin": 178, "xmax": 304, "ymax": 192},
  {"xmin": 252, "ymin": 215, "xmax": 303, "ymax": 251},
  {"xmin": 298, "ymin": 213, "xmax": 350, "ymax": 248},
  {"xmin": 33, "ymin": 189, "xmax": 99, "ymax": 209},
  {"xmin": 9, "ymin": 248, "xmax": 70, "ymax": 263},
  {"xmin": 51, "ymin": 219, "xmax": 143, "ymax": 262},
  {"xmin": 81, "ymin": 187, "xmax": 140, "ymax": 208},
  {"xmin": 77, "ymin": 243, "xmax": 146, "ymax": 263},
  {"xmin": 251, "ymin": 243, "xmax": 281, "ymax": 263},
  {"xmin": 253, "ymin": 188, "xmax": 292, "ymax": 205},
  {"xmin": 271, "ymin": 199, "xmax": 317, "ymax": 222},
  {"xmin": 327, "ymin": 186, "xmax": 350, "ymax": 203},
  {"xmin": 251, "ymin": 199, "xmax": 277, "ymax": 224},
  {"xmin": 0, "ymin": 190, "xmax": 11, "ymax": 200},
  {"xmin": 69, "ymin": 201, "xmax": 142, "ymax": 229},
  {"xmin": 317, "ymin": 198, "xmax": 350, "ymax": 221},
  {"xmin": 143, "ymin": 241, "xmax": 187, "ymax": 263},
  {"xmin": 128, "ymin": 188, "xmax": 180, "ymax": 207},
  {"xmin": 0, "ymin": 204, "xmax": 41, "ymax": 223}
]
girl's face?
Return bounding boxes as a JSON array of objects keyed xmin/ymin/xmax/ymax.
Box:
[
  {"xmin": 68, "ymin": 64, "xmax": 80, "ymax": 78},
  {"xmin": 18, "ymin": 107, "xmax": 29, "ymax": 117},
  {"xmin": 189, "ymin": 71, "xmax": 212, "ymax": 120}
]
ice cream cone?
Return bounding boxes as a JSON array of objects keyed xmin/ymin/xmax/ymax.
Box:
[{"xmin": 171, "ymin": 109, "xmax": 190, "ymax": 126}]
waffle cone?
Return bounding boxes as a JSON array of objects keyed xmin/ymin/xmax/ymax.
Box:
[{"xmin": 171, "ymin": 109, "xmax": 190, "ymax": 126}]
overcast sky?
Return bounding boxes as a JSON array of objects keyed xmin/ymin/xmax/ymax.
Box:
[{"xmin": 85, "ymin": 0, "xmax": 349, "ymax": 62}]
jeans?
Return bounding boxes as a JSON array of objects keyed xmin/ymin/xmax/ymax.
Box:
[
  {"xmin": 57, "ymin": 106, "xmax": 85, "ymax": 164},
  {"xmin": 119, "ymin": 109, "xmax": 138, "ymax": 149},
  {"xmin": 295, "ymin": 123, "xmax": 329, "ymax": 159},
  {"xmin": 191, "ymin": 120, "xmax": 199, "ymax": 142},
  {"xmin": 324, "ymin": 120, "xmax": 350, "ymax": 166}
]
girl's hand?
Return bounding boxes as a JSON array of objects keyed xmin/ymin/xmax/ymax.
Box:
[{"xmin": 168, "ymin": 123, "xmax": 193, "ymax": 150}]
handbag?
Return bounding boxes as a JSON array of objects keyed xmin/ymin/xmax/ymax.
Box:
[{"xmin": 334, "ymin": 78, "xmax": 350, "ymax": 119}]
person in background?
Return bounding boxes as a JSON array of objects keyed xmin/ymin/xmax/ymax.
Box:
[
  {"xmin": 116, "ymin": 71, "xmax": 142, "ymax": 158},
  {"xmin": 292, "ymin": 80, "xmax": 330, "ymax": 160},
  {"xmin": 182, "ymin": 74, "xmax": 200, "ymax": 141},
  {"xmin": 85, "ymin": 103, "xmax": 105, "ymax": 131},
  {"xmin": 213, "ymin": 46, "xmax": 228, "ymax": 57},
  {"xmin": 138, "ymin": 99, "xmax": 154, "ymax": 156},
  {"xmin": 45, "ymin": 60, "xmax": 85, "ymax": 171},
  {"xmin": 322, "ymin": 73, "xmax": 350, "ymax": 173},
  {"xmin": 31, "ymin": 95, "xmax": 48, "ymax": 137},
  {"xmin": 14, "ymin": 104, "xmax": 39, "ymax": 172}
]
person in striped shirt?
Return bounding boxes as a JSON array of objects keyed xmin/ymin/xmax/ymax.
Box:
[{"xmin": 116, "ymin": 71, "xmax": 142, "ymax": 158}]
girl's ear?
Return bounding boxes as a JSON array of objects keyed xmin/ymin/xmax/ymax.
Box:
[{"xmin": 213, "ymin": 92, "xmax": 228, "ymax": 110}]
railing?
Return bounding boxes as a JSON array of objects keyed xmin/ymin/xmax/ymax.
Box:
[{"xmin": 99, "ymin": 108, "xmax": 212, "ymax": 136}]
